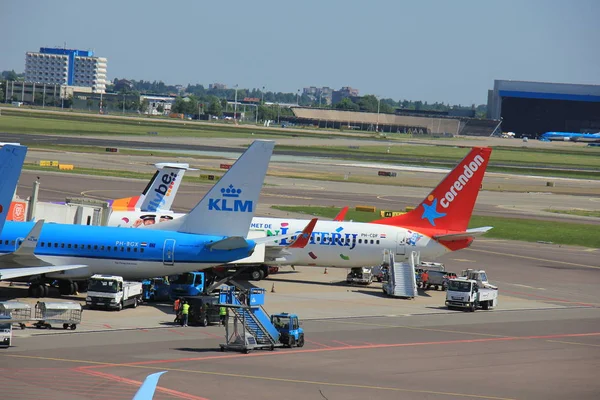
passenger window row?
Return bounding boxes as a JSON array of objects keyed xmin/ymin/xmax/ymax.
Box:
[{"xmin": 1, "ymin": 239, "xmax": 144, "ymax": 253}]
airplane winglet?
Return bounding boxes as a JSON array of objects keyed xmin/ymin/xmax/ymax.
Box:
[
  {"xmin": 287, "ymin": 218, "xmax": 318, "ymax": 248},
  {"xmin": 14, "ymin": 219, "xmax": 44, "ymax": 255},
  {"xmin": 333, "ymin": 206, "xmax": 349, "ymax": 222},
  {"xmin": 133, "ymin": 371, "xmax": 167, "ymax": 400}
]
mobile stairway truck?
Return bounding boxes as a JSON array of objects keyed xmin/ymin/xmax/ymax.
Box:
[
  {"xmin": 382, "ymin": 250, "xmax": 419, "ymax": 298},
  {"xmin": 218, "ymin": 286, "xmax": 304, "ymax": 353}
]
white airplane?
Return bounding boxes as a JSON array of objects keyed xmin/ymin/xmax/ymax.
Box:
[
  {"xmin": 0, "ymin": 142, "xmax": 315, "ymax": 297},
  {"xmin": 134, "ymin": 147, "xmax": 493, "ymax": 271}
]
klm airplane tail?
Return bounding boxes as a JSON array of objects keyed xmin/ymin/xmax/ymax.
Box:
[
  {"xmin": 151, "ymin": 140, "xmax": 275, "ymax": 237},
  {"xmin": 0, "ymin": 145, "xmax": 27, "ymax": 234}
]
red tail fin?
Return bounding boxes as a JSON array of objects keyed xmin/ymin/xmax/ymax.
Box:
[{"xmin": 372, "ymin": 147, "xmax": 492, "ymax": 232}]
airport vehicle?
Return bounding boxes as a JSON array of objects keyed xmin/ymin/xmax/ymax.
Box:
[
  {"xmin": 418, "ymin": 269, "xmax": 447, "ymax": 290},
  {"xmin": 445, "ymin": 279, "xmax": 498, "ymax": 311},
  {"xmin": 170, "ymin": 271, "xmax": 206, "ymax": 298},
  {"xmin": 183, "ymin": 295, "xmax": 221, "ymax": 327},
  {"xmin": 33, "ymin": 301, "xmax": 83, "ymax": 329},
  {"xmin": 346, "ymin": 267, "xmax": 373, "ymax": 285},
  {"xmin": 86, "ymin": 275, "xmax": 143, "ymax": 310},
  {"xmin": 372, "ymin": 264, "xmax": 388, "ymax": 282},
  {"xmin": 0, "ymin": 142, "xmax": 313, "ymax": 297},
  {"xmin": 219, "ymin": 286, "xmax": 304, "ymax": 353},
  {"xmin": 0, "ymin": 315, "xmax": 11, "ymax": 348},
  {"xmin": 142, "ymin": 277, "xmax": 171, "ymax": 302},
  {"xmin": 417, "ymin": 261, "xmax": 445, "ymax": 272},
  {"xmin": 118, "ymin": 147, "xmax": 493, "ymax": 271},
  {"xmin": 459, "ymin": 269, "xmax": 497, "ymax": 289}
]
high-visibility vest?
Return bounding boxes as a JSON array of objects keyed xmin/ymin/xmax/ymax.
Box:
[
  {"xmin": 181, "ymin": 303, "xmax": 190, "ymax": 315},
  {"xmin": 220, "ymin": 307, "xmax": 227, "ymax": 316}
]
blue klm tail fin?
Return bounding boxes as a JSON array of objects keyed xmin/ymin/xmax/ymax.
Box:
[
  {"xmin": 0, "ymin": 145, "xmax": 27, "ymax": 234},
  {"xmin": 132, "ymin": 371, "xmax": 167, "ymax": 400}
]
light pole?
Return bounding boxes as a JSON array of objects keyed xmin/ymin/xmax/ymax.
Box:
[
  {"xmin": 376, "ymin": 96, "xmax": 381, "ymax": 132},
  {"xmin": 122, "ymin": 93, "xmax": 126, "ymax": 115},
  {"xmin": 261, "ymin": 86, "xmax": 265, "ymax": 103},
  {"xmin": 233, "ymin": 84, "xmax": 239, "ymax": 122},
  {"xmin": 296, "ymin": 89, "xmax": 300, "ymax": 106}
]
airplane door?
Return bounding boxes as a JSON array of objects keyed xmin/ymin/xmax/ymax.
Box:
[
  {"xmin": 395, "ymin": 232, "xmax": 406, "ymax": 256},
  {"xmin": 163, "ymin": 239, "xmax": 175, "ymax": 266}
]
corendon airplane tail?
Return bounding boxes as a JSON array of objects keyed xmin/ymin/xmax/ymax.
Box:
[{"xmin": 371, "ymin": 146, "xmax": 493, "ymax": 251}]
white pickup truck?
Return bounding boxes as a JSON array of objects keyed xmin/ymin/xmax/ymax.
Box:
[
  {"xmin": 445, "ymin": 279, "xmax": 498, "ymax": 312},
  {"xmin": 86, "ymin": 275, "xmax": 143, "ymax": 311}
]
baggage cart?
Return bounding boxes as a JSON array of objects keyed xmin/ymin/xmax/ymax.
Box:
[
  {"xmin": 0, "ymin": 301, "xmax": 32, "ymax": 329},
  {"xmin": 34, "ymin": 302, "xmax": 83, "ymax": 330}
]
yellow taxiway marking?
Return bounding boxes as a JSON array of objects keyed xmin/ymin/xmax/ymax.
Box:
[
  {"xmin": 547, "ymin": 340, "xmax": 600, "ymax": 348},
  {"xmin": 326, "ymin": 319, "xmax": 506, "ymax": 337},
  {"xmin": 465, "ymin": 248, "xmax": 600, "ymax": 270},
  {"xmin": 1, "ymin": 354, "xmax": 516, "ymax": 400}
]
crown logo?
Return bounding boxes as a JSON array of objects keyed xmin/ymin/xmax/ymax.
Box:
[{"xmin": 221, "ymin": 184, "xmax": 242, "ymax": 198}]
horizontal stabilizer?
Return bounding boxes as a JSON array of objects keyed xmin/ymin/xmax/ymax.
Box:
[
  {"xmin": 207, "ymin": 236, "xmax": 249, "ymax": 251},
  {"xmin": 433, "ymin": 226, "xmax": 493, "ymax": 241},
  {"xmin": 287, "ymin": 218, "xmax": 318, "ymax": 248},
  {"xmin": 0, "ymin": 265, "xmax": 87, "ymax": 281}
]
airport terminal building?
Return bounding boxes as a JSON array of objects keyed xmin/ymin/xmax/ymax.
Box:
[{"xmin": 487, "ymin": 80, "xmax": 600, "ymax": 137}]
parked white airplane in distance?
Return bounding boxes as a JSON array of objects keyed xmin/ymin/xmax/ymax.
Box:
[
  {"xmin": 0, "ymin": 141, "xmax": 315, "ymax": 297},
  {"xmin": 121, "ymin": 146, "xmax": 493, "ymax": 272}
]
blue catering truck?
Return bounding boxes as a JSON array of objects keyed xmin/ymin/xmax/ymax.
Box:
[
  {"xmin": 142, "ymin": 277, "xmax": 171, "ymax": 302},
  {"xmin": 169, "ymin": 272, "xmax": 206, "ymax": 299}
]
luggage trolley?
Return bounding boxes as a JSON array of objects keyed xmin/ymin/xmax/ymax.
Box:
[
  {"xmin": 34, "ymin": 302, "xmax": 83, "ymax": 330},
  {"xmin": 0, "ymin": 301, "xmax": 32, "ymax": 329}
]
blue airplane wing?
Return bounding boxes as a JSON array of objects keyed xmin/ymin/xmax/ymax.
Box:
[{"xmin": 132, "ymin": 371, "xmax": 167, "ymax": 400}]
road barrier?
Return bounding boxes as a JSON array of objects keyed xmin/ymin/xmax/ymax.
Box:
[
  {"xmin": 355, "ymin": 205, "xmax": 376, "ymax": 213},
  {"xmin": 39, "ymin": 160, "xmax": 60, "ymax": 167},
  {"xmin": 379, "ymin": 210, "xmax": 404, "ymax": 218},
  {"xmin": 105, "ymin": 147, "xmax": 119, "ymax": 153},
  {"xmin": 378, "ymin": 171, "xmax": 397, "ymax": 177},
  {"xmin": 200, "ymin": 174, "xmax": 219, "ymax": 181},
  {"xmin": 220, "ymin": 164, "xmax": 232, "ymax": 170},
  {"xmin": 58, "ymin": 164, "xmax": 74, "ymax": 170}
]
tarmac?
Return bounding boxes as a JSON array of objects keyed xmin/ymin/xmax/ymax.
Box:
[{"xmin": 1, "ymin": 266, "xmax": 599, "ymax": 400}]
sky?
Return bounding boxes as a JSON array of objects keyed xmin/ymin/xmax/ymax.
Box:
[{"xmin": 1, "ymin": 0, "xmax": 598, "ymax": 105}]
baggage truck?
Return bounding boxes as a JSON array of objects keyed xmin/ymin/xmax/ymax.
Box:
[
  {"xmin": 445, "ymin": 279, "xmax": 498, "ymax": 312},
  {"xmin": 86, "ymin": 275, "xmax": 143, "ymax": 311}
]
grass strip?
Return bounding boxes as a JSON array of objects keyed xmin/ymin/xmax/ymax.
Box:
[{"xmin": 272, "ymin": 205, "xmax": 599, "ymax": 248}]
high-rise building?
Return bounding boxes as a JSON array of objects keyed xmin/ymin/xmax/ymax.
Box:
[{"xmin": 25, "ymin": 47, "xmax": 107, "ymax": 93}]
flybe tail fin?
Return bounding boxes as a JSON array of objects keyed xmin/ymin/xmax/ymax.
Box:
[
  {"xmin": 138, "ymin": 163, "xmax": 196, "ymax": 212},
  {"xmin": 155, "ymin": 140, "xmax": 275, "ymax": 236},
  {"xmin": 372, "ymin": 147, "xmax": 492, "ymax": 233},
  {"xmin": 0, "ymin": 145, "xmax": 27, "ymax": 234}
]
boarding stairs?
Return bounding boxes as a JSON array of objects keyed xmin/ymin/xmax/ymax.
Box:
[
  {"xmin": 219, "ymin": 286, "xmax": 280, "ymax": 347},
  {"xmin": 382, "ymin": 250, "xmax": 418, "ymax": 298}
]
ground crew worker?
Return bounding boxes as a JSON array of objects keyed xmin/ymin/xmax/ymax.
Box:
[
  {"xmin": 173, "ymin": 297, "xmax": 182, "ymax": 323},
  {"xmin": 219, "ymin": 306, "xmax": 227, "ymax": 326},
  {"xmin": 181, "ymin": 301, "xmax": 190, "ymax": 327},
  {"xmin": 421, "ymin": 270, "xmax": 429, "ymax": 289}
]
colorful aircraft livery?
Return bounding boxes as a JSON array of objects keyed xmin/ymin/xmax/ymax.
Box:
[{"xmin": 112, "ymin": 146, "xmax": 493, "ymax": 267}]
